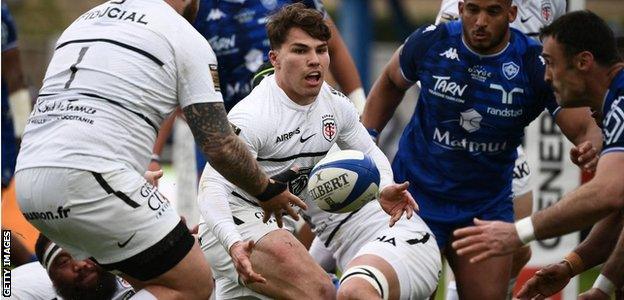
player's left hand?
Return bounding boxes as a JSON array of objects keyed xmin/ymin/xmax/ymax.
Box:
[
  {"xmin": 378, "ymin": 181, "xmax": 418, "ymax": 227},
  {"xmin": 570, "ymin": 141, "xmax": 599, "ymax": 172},
  {"xmin": 144, "ymin": 169, "xmax": 163, "ymax": 187},
  {"xmin": 452, "ymin": 218, "xmax": 523, "ymax": 263},
  {"xmin": 230, "ymin": 240, "xmax": 267, "ymax": 286},
  {"xmin": 578, "ymin": 288, "xmax": 610, "ymax": 300}
]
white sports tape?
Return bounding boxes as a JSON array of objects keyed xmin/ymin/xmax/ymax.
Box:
[
  {"xmin": 340, "ymin": 265, "xmax": 389, "ymax": 300},
  {"xmin": 592, "ymin": 274, "xmax": 615, "ymax": 296},
  {"xmin": 41, "ymin": 242, "xmax": 63, "ymax": 273},
  {"xmin": 515, "ymin": 216, "xmax": 535, "ymax": 245},
  {"xmin": 8, "ymin": 88, "xmax": 32, "ymax": 137},
  {"xmin": 347, "ymin": 87, "xmax": 366, "ymax": 116}
]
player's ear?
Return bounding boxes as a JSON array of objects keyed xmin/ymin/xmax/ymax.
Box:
[
  {"xmin": 269, "ymin": 50, "xmax": 280, "ymax": 69},
  {"xmin": 575, "ymin": 51, "xmax": 594, "ymax": 72},
  {"xmin": 508, "ymin": 4, "xmax": 517, "ymax": 23}
]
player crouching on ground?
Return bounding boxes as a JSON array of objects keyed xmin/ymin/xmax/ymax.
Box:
[{"xmin": 197, "ymin": 4, "xmax": 440, "ymax": 300}]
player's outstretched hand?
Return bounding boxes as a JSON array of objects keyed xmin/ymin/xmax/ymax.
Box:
[
  {"xmin": 258, "ymin": 167, "xmax": 307, "ymax": 228},
  {"xmin": 578, "ymin": 288, "xmax": 610, "ymax": 300},
  {"xmin": 379, "ymin": 181, "xmax": 418, "ymax": 227},
  {"xmin": 230, "ymin": 240, "xmax": 267, "ymax": 285},
  {"xmin": 144, "ymin": 169, "xmax": 163, "ymax": 187},
  {"xmin": 452, "ymin": 218, "xmax": 523, "ymax": 263},
  {"xmin": 516, "ymin": 262, "xmax": 572, "ymax": 299},
  {"xmin": 570, "ymin": 141, "xmax": 599, "ymax": 172}
]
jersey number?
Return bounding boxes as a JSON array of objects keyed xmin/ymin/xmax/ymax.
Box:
[{"xmin": 64, "ymin": 46, "xmax": 90, "ymax": 89}]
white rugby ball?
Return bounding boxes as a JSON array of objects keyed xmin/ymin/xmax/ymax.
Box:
[{"xmin": 307, "ymin": 150, "xmax": 380, "ymax": 213}]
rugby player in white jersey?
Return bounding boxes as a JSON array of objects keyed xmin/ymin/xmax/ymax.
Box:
[
  {"xmin": 434, "ymin": 1, "xmax": 571, "ymax": 298},
  {"xmin": 197, "ymin": 4, "xmax": 440, "ymax": 300},
  {"xmin": 14, "ymin": 0, "xmax": 305, "ymax": 299}
]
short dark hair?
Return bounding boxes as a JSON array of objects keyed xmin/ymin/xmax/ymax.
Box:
[
  {"xmin": 266, "ymin": 3, "xmax": 331, "ymax": 50},
  {"xmin": 35, "ymin": 233, "xmax": 52, "ymax": 265},
  {"xmin": 540, "ymin": 10, "xmax": 622, "ymax": 66}
]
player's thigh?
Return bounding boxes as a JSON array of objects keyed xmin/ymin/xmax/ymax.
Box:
[
  {"xmin": 513, "ymin": 191, "xmax": 533, "ymax": 220},
  {"xmin": 446, "ymin": 236, "xmax": 512, "ymax": 300},
  {"xmin": 345, "ymin": 219, "xmax": 441, "ymax": 300}
]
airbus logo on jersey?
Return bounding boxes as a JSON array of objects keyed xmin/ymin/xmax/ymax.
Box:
[
  {"xmin": 502, "ymin": 62, "xmax": 520, "ymax": 80},
  {"xmin": 275, "ymin": 127, "xmax": 301, "ymax": 143},
  {"xmin": 206, "ymin": 9, "xmax": 226, "ymax": 21},
  {"xmin": 208, "ymin": 34, "xmax": 237, "ymax": 52},
  {"xmin": 459, "ymin": 109, "xmax": 482, "ymax": 133},
  {"xmin": 429, "ymin": 75, "xmax": 467, "ymax": 103},
  {"xmin": 468, "ymin": 65, "xmax": 492, "ymax": 82},
  {"xmin": 439, "ymin": 47, "xmax": 460, "ymax": 61},
  {"xmin": 433, "ymin": 128, "xmax": 508, "ymax": 154}
]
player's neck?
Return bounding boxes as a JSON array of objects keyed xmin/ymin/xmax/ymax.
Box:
[
  {"xmin": 275, "ymin": 77, "xmax": 317, "ymax": 106},
  {"xmin": 462, "ymin": 31, "xmax": 511, "ymax": 56}
]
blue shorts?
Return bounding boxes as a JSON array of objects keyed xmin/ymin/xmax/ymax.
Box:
[{"xmin": 409, "ymin": 186, "xmax": 514, "ymax": 250}]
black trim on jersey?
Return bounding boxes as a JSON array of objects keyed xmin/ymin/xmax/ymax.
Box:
[
  {"xmin": 232, "ymin": 192, "xmax": 260, "ymax": 207},
  {"xmin": 257, "ymin": 151, "xmax": 329, "ymax": 162},
  {"xmin": 79, "ymin": 92, "xmax": 159, "ymax": 133},
  {"xmin": 92, "ymin": 221, "xmax": 194, "ymax": 281},
  {"xmin": 340, "ymin": 268, "xmax": 385, "ymax": 299},
  {"xmin": 42, "ymin": 244, "xmax": 61, "ymax": 267},
  {"xmin": 56, "ymin": 39, "xmax": 164, "ymax": 66},
  {"xmin": 37, "ymin": 93, "xmax": 57, "ymax": 97},
  {"xmin": 324, "ymin": 208, "xmax": 361, "ymax": 247},
  {"xmin": 91, "ymin": 172, "xmax": 141, "ymax": 208},
  {"xmin": 233, "ymin": 216, "xmax": 245, "ymax": 225}
]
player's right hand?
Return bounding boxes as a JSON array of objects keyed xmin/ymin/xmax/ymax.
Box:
[
  {"xmin": 516, "ymin": 261, "xmax": 572, "ymax": 299},
  {"xmin": 258, "ymin": 181, "xmax": 307, "ymax": 228},
  {"xmin": 229, "ymin": 240, "xmax": 266, "ymax": 285}
]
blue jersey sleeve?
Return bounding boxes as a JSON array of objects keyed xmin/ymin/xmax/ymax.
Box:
[
  {"xmin": 1, "ymin": 4, "xmax": 18, "ymax": 52},
  {"xmin": 602, "ymin": 93, "xmax": 624, "ymax": 155},
  {"xmin": 399, "ymin": 24, "xmax": 444, "ymax": 83},
  {"xmin": 525, "ymin": 45, "xmax": 560, "ymax": 116}
]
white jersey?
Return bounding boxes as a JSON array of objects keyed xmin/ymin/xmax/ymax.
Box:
[
  {"xmin": 436, "ymin": 0, "xmax": 566, "ymax": 39},
  {"xmin": 16, "ymin": 0, "xmax": 222, "ymax": 174},
  {"xmin": 199, "ymin": 75, "xmax": 398, "ymax": 249},
  {"xmin": 9, "ymin": 262, "xmax": 135, "ymax": 300}
]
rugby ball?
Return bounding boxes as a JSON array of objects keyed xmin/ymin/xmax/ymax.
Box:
[{"xmin": 307, "ymin": 150, "xmax": 380, "ymax": 213}]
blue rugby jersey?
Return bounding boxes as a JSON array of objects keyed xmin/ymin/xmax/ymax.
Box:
[
  {"xmin": 193, "ymin": 0, "xmax": 325, "ymax": 111},
  {"xmin": 395, "ymin": 21, "xmax": 559, "ymax": 213},
  {"xmin": 1, "ymin": 3, "xmax": 19, "ymax": 187},
  {"xmin": 602, "ymin": 69, "xmax": 624, "ymax": 155}
]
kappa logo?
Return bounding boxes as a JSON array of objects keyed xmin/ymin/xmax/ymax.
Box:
[
  {"xmin": 322, "ymin": 115, "xmax": 336, "ymax": 142},
  {"xmin": 206, "ymin": 9, "xmax": 225, "ymax": 21},
  {"xmin": 502, "ymin": 62, "xmax": 520, "ymax": 80},
  {"xmin": 459, "ymin": 109, "xmax": 482, "ymax": 133},
  {"xmin": 439, "ymin": 47, "xmax": 460, "ymax": 61}
]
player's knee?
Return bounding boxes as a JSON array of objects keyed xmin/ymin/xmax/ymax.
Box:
[{"xmin": 339, "ymin": 266, "xmax": 389, "ymax": 300}]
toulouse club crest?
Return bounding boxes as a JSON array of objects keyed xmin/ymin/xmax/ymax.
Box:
[
  {"xmin": 322, "ymin": 115, "xmax": 336, "ymax": 142},
  {"xmin": 541, "ymin": 0, "xmax": 553, "ymax": 22}
]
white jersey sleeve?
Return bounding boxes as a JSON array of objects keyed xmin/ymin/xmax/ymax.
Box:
[
  {"xmin": 10, "ymin": 262, "xmax": 57, "ymax": 300},
  {"xmin": 334, "ymin": 91, "xmax": 394, "ymax": 191}
]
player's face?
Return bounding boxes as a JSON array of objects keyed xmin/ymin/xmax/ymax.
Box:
[
  {"xmin": 49, "ymin": 251, "xmax": 117, "ymax": 299},
  {"xmin": 459, "ymin": 0, "xmax": 516, "ymax": 55},
  {"xmin": 542, "ymin": 36, "xmax": 587, "ymax": 107},
  {"xmin": 270, "ymin": 27, "xmax": 330, "ymax": 105}
]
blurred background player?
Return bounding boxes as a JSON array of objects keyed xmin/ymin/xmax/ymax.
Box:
[
  {"xmin": 149, "ymin": 0, "xmax": 366, "ymax": 231},
  {"xmin": 1, "ymin": 2, "xmax": 36, "ymax": 267},
  {"xmin": 12, "ymin": 234, "xmax": 136, "ymax": 300},
  {"xmin": 434, "ymin": 0, "xmax": 568, "ymax": 298},
  {"xmin": 362, "ymin": 0, "xmax": 601, "ymax": 298}
]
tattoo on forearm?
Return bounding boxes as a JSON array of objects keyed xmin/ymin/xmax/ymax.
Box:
[{"xmin": 183, "ymin": 102, "xmax": 267, "ymax": 195}]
